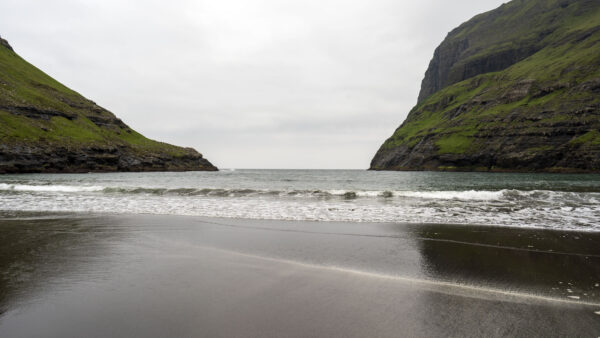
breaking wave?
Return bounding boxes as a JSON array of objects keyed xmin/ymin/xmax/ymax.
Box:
[
  {"xmin": 1, "ymin": 170, "xmax": 599, "ymax": 230},
  {"xmin": 0, "ymin": 183, "xmax": 598, "ymax": 203},
  {"xmin": 0, "ymin": 183, "xmax": 104, "ymax": 193}
]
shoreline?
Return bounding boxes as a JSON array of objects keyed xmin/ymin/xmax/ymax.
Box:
[{"xmin": 3, "ymin": 209, "xmax": 600, "ymax": 233}]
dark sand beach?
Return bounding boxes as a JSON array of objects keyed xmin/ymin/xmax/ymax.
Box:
[{"xmin": 0, "ymin": 213, "xmax": 599, "ymax": 337}]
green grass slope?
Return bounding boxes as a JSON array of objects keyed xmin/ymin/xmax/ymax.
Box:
[
  {"xmin": 0, "ymin": 37, "xmax": 216, "ymax": 173},
  {"xmin": 371, "ymin": 0, "xmax": 600, "ymax": 172}
]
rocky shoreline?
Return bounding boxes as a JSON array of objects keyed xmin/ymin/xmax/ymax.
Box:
[{"xmin": 0, "ymin": 143, "xmax": 217, "ymax": 174}]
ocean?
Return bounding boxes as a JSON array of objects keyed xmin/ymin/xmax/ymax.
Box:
[{"xmin": 1, "ymin": 169, "xmax": 599, "ymax": 230}]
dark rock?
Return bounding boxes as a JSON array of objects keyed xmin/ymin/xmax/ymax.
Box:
[
  {"xmin": 0, "ymin": 143, "xmax": 217, "ymax": 174},
  {"xmin": 0, "ymin": 35, "xmax": 13, "ymax": 52},
  {"xmin": 0, "ymin": 105, "xmax": 78, "ymax": 120}
]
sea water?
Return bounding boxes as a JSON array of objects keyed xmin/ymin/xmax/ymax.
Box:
[{"xmin": 0, "ymin": 169, "xmax": 599, "ymax": 230}]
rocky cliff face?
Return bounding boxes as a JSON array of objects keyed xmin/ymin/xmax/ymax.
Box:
[
  {"xmin": 0, "ymin": 36, "xmax": 217, "ymax": 173},
  {"xmin": 371, "ymin": 0, "xmax": 600, "ymax": 172}
]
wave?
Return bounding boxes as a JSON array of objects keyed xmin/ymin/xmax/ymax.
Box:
[
  {"xmin": 393, "ymin": 190, "xmax": 506, "ymax": 200},
  {"xmin": 1, "ymin": 183, "xmax": 594, "ymax": 203},
  {"xmin": 1, "ymin": 190, "xmax": 598, "ymax": 230},
  {"xmin": 0, "ymin": 183, "xmax": 104, "ymax": 193},
  {"xmin": 1, "ymin": 183, "xmax": 598, "ymax": 230},
  {"xmin": 100, "ymin": 188, "xmax": 516, "ymax": 200},
  {"xmin": 99, "ymin": 188, "xmax": 595, "ymax": 202}
]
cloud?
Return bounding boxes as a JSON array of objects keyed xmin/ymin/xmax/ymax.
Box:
[{"xmin": 0, "ymin": 0, "xmax": 506, "ymax": 168}]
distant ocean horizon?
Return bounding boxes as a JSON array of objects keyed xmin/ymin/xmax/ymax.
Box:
[{"xmin": 1, "ymin": 169, "xmax": 599, "ymax": 231}]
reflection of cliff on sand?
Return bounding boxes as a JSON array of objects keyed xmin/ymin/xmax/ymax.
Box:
[{"xmin": 411, "ymin": 223, "xmax": 600, "ymax": 302}]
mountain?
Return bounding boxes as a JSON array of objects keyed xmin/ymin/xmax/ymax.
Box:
[
  {"xmin": 370, "ymin": 0, "xmax": 600, "ymax": 172},
  {"xmin": 0, "ymin": 36, "xmax": 217, "ymax": 173}
]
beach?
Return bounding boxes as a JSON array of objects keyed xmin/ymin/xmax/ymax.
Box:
[
  {"xmin": 1, "ymin": 212, "xmax": 599, "ymax": 337},
  {"xmin": 2, "ymin": 0, "xmax": 600, "ymax": 335}
]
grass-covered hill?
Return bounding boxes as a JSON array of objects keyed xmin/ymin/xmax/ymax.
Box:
[
  {"xmin": 371, "ymin": 0, "xmax": 600, "ymax": 172},
  {"xmin": 0, "ymin": 36, "xmax": 216, "ymax": 173}
]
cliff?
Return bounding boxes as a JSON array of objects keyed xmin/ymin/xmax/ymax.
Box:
[
  {"xmin": 0, "ymin": 36, "xmax": 217, "ymax": 173},
  {"xmin": 371, "ymin": 0, "xmax": 600, "ymax": 172}
]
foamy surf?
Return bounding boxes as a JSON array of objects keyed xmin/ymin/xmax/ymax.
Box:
[
  {"xmin": 0, "ymin": 183, "xmax": 533, "ymax": 200},
  {"xmin": 391, "ymin": 189, "xmax": 506, "ymax": 200},
  {"xmin": 0, "ymin": 183, "xmax": 104, "ymax": 193},
  {"xmin": 0, "ymin": 170, "xmax": 599, "ymax": 230},
  {"xmin": 0, "ymin": 183, "xmax": 576, "ymax": 201}
]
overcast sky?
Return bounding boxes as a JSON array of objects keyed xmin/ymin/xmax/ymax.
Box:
[{"xmin": 0, "ymin": 0, "xmax": 506, "ymax": 169}]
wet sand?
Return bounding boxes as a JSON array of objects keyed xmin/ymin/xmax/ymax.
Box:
[{"xmin": 0, "ymin": 213, "xmax": 599, "ymax": 337}]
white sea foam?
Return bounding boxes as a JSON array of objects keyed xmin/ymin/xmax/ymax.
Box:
[
  {"xmin": 0, "ymin": 182, "xmax": 579, "ymax": 206},
  {"xmin": 322, "ymin": 189, "xmax": 511, "ymax": 200},
  {"xmin": 0, "ymin": 183, "xmax": 104, "ymax": 193},
  {"xmin": 0, "ymin": 170, "xmax": 599, "ymax": 230},
  {"xmin": 392, "ymin": 190, "xmax": 506, "ymax": 200},
  {"xmin": 0, "ymin": 189, "xmax": 598, "ymax": 230}
]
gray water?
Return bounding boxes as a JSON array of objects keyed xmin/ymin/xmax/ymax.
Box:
[{"xmin": 1, "ymin": 169, "xmax": 599, "ymax": 230}]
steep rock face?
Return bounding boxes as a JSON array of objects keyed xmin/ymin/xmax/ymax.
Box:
[
  {"xmin": 371, "ymin": 0, "xmax": 600, "ymax": 172},
  {"xmin": 0, "ymin": 36, "xmax": 217, "ymax": 173}
]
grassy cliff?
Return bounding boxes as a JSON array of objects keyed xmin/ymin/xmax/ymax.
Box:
[
  {"xmin": 0, "ymin": 36, "xmax": 216, "ymax": 173},
  {"xmin": 371, "ymin": 0, "xmax": 600, "ymax": 172}
]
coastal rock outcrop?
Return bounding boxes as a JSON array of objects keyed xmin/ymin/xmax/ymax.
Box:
[
  {"xmin": 371, "ymin": 0, "xmax": 600, "ymax": 172},
  {"xmin": 0, "ymin": 35, "xmax": 217, "ymax": 173}
]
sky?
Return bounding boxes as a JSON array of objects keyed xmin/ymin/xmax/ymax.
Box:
[{"xmin": 0, "ymin": 0, "xmax": 506, "ymax": 169}]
